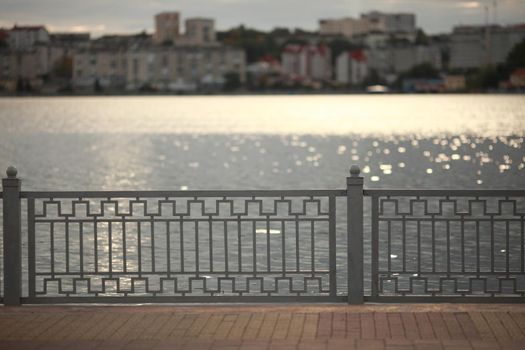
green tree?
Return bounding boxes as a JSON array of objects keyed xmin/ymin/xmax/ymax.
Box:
[
  {"xmin": 223, "ymin": 72, "xmax": 241, "ymax": 91},
  {"xmin": 328, "ymin": 39, "xmax": 362, "ymax": 67},
  {"xmin": 401, "ymin": 63, "xmax": 440, "ymax": 79},
  {"xmin": 53, "ymin": 56, "xmax": 73, "ymax": 79},
  {"xmin": 506, "ymin": 38, "xmax": 525, "ymax": 70},
  {"xmin": 415, "ymin": 29, "xmax": 429, "ymax": 46}
]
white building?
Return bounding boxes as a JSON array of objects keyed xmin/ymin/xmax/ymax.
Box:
[
  {"xmin": 336, "ymin": 50, "xmax": 368, "ymax": 85},
  {"xmin": 8, "ymin": 25, "xmax": 50, "ymax": 49},
  {"xmin": 366, "ymin": 45, "xmax": 442, "ymax": 79},
  {"xmin": 319, "ymin": 18, "xmax": 370, "ymax": 38},
  {"xmin": 281, "ymin": 44, "xmax": 331, "ymax": 81},
  {"xmin": 449, "ymin": 24, "xmax": 525, "ymax": 70},
  {"xmin": 73, "ymin": 43, "xmax": 245, "ymax": 91},
  {"xmin": 361, "ymin": 11, "xmax": 416, "ymax": 34},
  {"xmin": 319, "ymin": 11, "xmax": 416, "ymax": 39}
]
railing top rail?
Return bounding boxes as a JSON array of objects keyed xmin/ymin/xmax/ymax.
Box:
[
  {"xmin": 364, "ymin": 189, "xmax": 525, "ymax": 197},
  {"xmin": 20, "ymin": 189, "xmax": 347, "ymax": 199}
]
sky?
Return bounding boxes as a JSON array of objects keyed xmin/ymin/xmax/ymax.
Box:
[{"xmin": 0, "ymin": 0, "xmax": 524, "ymax": 36}]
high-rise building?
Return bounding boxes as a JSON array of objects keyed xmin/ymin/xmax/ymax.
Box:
[
  {"xmin": 361, "ymin": 11, "xmax": 416, "ymax": 34},
  {"xmin": 449, "ymin": 24, "xmax": 525, "ymax": 69},
  {"xmin": 319, "ymin": 18, "xmax": 370, "ymax": 38},
  {"xmin": 184, "ymin": 18, "xmax": 216, "ymax": 45},
  {"xmin": 154, "ymin": 12, "xmax": 180, "ymax": 44}
]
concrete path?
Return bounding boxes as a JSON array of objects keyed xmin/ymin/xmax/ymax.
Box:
[{"xmin": 1, "ymin": 304, "xmax": 525, "ymax": 349}]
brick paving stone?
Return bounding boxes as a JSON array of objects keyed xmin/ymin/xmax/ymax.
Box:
[
  {"xmin": 242, "ymin": 313, "xmax": 265, "ymax": 340},
  {"xmin": 427, "ymin": 313, "xmax": 450, "ymax": 340},
  {"xmin": 374, "ymin": 313, "xmax": 390, "ymax": 339},
  {"xmin": 347, "ymin": 313, "xmax": 361, "ymax": 339},
  {"xmin": 385, "ymin": 339, "xmax": 414, "ymax": 346},
  {"xmin": 400, "ymin": 313, "xmax": 420, "ymax": 341},
  {"xmin": 414, "ymin": 313, "xmax": 435, "ymax": 340},
  {"xmin": 441, "ymin": 314, "xmax": 465, "ymax": 340},
  {"xmin": 494, "ymin": 312, "xmax": 524, "ymax": 340},
  {"xmin": 302, "ymin": 314, "xmax": 319, "ymax": 340},
  {"xmin": 287, "ymin": 313, "xmax": 306, "ymax": 339},
  {"xmin": 317, "ymin": 312, "xmax": 334, "ymax": 339},
  {"xmin": 479, "ymin": 313, "xmax": 509, "ymax": 343},
  {"xmin": 413, "ymin": 340, "xmax": 443, "ymax": 350},
  {"xmin": 509, "ymin": 313, "xmax": 525, "ymax": 336},
  {"xmin": 257, "ymin": 313, "xmax": 279, "ymax": 340},
  {"xmin": 199, "ymin": 314, "xmax": 224, "ymax": 339},
  {"xmin": 298, "ymin": 340, "xmax": 328, "ymax": 350},
  {"xmin": 387, "ymin": 313, "xmax": 405, "ymax": 339},
  {"xmin": 468, "ymin": 340, "xmax": 501, "ymax": 350},
  {"xmin": 467, "ymin": 312, "xmax": 495, "ymax": 341},
  {"xmin": 273, "ymin": 313, "xmax": 293, "ymax": 340},
  {"xmin": 331, "ymin": 313, "xmax": 347, "ymax": 338},
  {"xmin": 241, "ymin": 339, "xmax": 271, "ymax": 349},
  {"xmin": 327, "ymin": 338, "xmax": 356, "ymax": 350},
  {"xmin": 227, "ymin": 313, "xmax": 252, "ymax": 340},
  {"xmin": 214, "ymin": 314, "xmax": 238, "ymax": 339},
  {"xmin": 356, "ymin": 339, "xmax": 385, "ymax": 350},
  {"xmin": 83, "ymin": 312, "xmax": 120, "ymax": 340},
  {"xmin": 453, "ymin": 313, "xmax": 480, "ymax": 341},
  {"xmin": 496, "ymin": 340, "xmax": 525, "ymax": 350},
  {"xmin": 154, "ymin": 314, "xmax": 185, "ymax": 340},
  {"xmin": 360, "ymin": 313, "xmax": 376, "ymax": 339}
]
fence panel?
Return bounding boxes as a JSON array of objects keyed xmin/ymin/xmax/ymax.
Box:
[
  {"xmin": 367, "ymin": 190, "xmax": 525, "ymax": 302},
  {"xmin": 22, "ymin": 190, "xmax": 345, "ymax": 303}
]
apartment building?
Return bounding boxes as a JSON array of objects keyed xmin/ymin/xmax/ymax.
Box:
[
  {"xmin": 281, "ymin": 44, "xmax": 331, "ymax": 81},
  {"xmin": 184, "ymin": 18, "xmax": 216, "ymax": 45},
  {"xmin": 362, "ymin": 11, "xmax": 416, "ymax": 34},
  {"xmin": 73, "ymin": 43, "xmax": 245, "ymax": 91},
  {"xmin": 154, "ymin": 12, "xmax": 180, "ymax": 44},
  {"xmin": 319, "ymin": 18, "xmax": 370, "ymax": 38},
  {"xmin": 449, "ymin": 24, "xmax": 525, "ymax": 70},
  {"xmin": 7, "ymin": 25, "xmax": 50, "ymax": 49},
  {"xmin": 366, "ymin": 45, "xmax": 442, "ymax": 81},
  {"xmin": 319, "ymin": 11, "xmax": 416, "ymax": 38},
  {"xmin": 336, "ymin": 50, "xmax": 368, "ymax": 85}
]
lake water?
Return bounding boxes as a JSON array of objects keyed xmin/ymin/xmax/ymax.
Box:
[
  {"xmin": 0, "ymin": 94, "xmax": 524, "ymax": 191},
  {"xmin": 1, "ymin": 94, "xmax": 524, "ymax": 297}
]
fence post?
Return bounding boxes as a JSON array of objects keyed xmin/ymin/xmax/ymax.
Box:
[
  {"xmin": 347, "ymin": 164, "xmax": 364, "ymax": 304},
  {"xmin": 2, "ymin": 166, "xmax": 22, "ymax": 306}
]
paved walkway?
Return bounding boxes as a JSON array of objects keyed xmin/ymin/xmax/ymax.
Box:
[{"xmin": 1, "ymin": 304, "xmax": 525, "ymax": 349}]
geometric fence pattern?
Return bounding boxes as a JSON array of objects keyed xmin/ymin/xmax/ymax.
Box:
[
  {"xmin": 367, "ymin": 190, "xmax": 525, "ymax": 302},
  {"xmin": 24, "ymin": 190, "xmax": 345, "ymax": 303}
]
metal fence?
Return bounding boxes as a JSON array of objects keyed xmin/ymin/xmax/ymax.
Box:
[{"xmin": 2, "ymin": 165, "xmax": 524, "ymax": 305}]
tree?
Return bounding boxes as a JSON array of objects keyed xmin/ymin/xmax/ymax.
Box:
[
  {"xmin": 506, "ymin": 38, "xmax": 525, "ymax": 70},
  {"xmin": 466, "ymin": 65, "xmax": 502, "ymax": 90},
  {"xmin": 327, "ymin": 39, "xmax": 362, "ymax": 67},
  {"xmin": 401, "ymin": 63, "xmax": 440, "ymax": 79},
  {"xmin": 223, "ymin": 72, "xmax": 241, "ymax": 91},
  {"xmin": 53, "ymin": 56, "xmax": 73, "ymax": 79},
  {"xmin": 415, "ymin": 29, "xmax": 429, "ymax": 46}
]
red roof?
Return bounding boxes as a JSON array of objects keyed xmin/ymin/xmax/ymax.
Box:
[
  {"xmin": 283, "ymin": 44, "xmax": 303, "ymax": 54},
  {"xmin": 512, "ymin": 68, "xmax": 525, "ymax": 77},
  {"xmin": 350, "ymin": 49, "xmax": 366, "ymax": 62}
]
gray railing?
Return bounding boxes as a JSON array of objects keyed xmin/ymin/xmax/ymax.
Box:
[{"xmin": 1, "ymin": 165, "xmax": 524, "ymax": 305}]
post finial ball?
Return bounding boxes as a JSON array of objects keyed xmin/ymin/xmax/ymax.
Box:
[
  {"xmin": 349, "ymin": 165, "xmax": 360, "ymax": 177},
  {"xmin": 6, "ymin": 166, "xmax": 17, "ymax": 178}
]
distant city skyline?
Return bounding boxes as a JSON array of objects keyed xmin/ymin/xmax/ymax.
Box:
[{"xmin": 1, "ymin": 0, "xmax": 525, "ymax": 36}]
